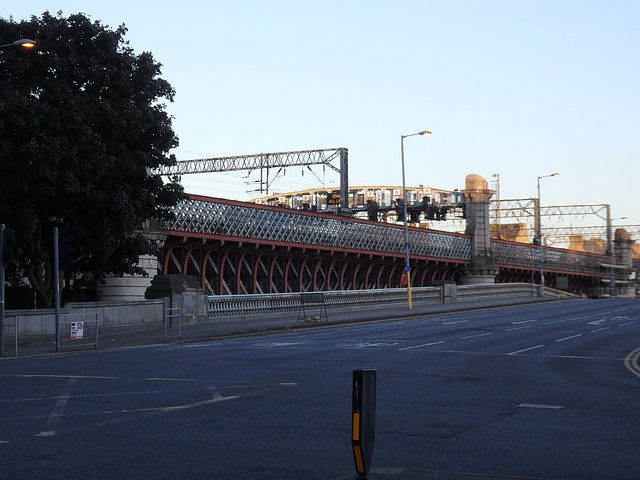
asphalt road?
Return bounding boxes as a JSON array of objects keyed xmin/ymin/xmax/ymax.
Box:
[{"xmin": 1, "ymin": 298, "xmax": 639, "ymax": 480}]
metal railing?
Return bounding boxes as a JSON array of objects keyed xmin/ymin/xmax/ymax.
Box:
[
  {"xmin": 59, "ymin": 313, "xmax": 99, "ymax": 351},
  {"xmin": 165, "ymin": 197, "xmax": 608, "ymax": 276},
  {"xmin": 165, "ymin": 307, "xmax": 182, "ymax": 340},
  {"xmin": 1, "ymin": 317, "xmax": 18, "ymax": 357},
  {"xmin": 164, "ymin": 197, "xmax": 473, "ymax": 261},
  {"xmin": 492, "ymin": 240, "xmax": 604, "ymax": 274},
  {"xmin": 206, "ymin": 283, "xmax": 559, "ymax": 318}
]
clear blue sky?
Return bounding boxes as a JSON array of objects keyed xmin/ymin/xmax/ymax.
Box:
[{"xmin": 4, "ymin": 1, "xmax": 639, "ymax": 237}]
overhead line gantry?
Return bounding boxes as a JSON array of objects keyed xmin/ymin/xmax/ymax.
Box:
[{"xmin": 158, "ymin": 147, "xmax": 349, "ymax": 208}]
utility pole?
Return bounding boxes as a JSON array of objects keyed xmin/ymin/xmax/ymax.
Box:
[{"xmin": 54, "ymin": 227, "xmax": 61, "ymax": 352}]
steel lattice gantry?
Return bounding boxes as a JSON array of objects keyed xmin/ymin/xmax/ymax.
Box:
[
  {"xmin": 157, "ymin": 147, "xmax": 350, "ymax": 208},
  {"xmin": 159, "ymin": 196, "xmax": 608, "ymax": 296}
]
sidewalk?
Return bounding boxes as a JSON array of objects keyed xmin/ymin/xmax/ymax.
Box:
[{"xmin": 5, "ymin": 295, "xmax": 560, "ymax": 358}]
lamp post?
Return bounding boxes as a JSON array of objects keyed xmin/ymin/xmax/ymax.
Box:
[
  {"xmin": 536, "ymin": 173, "xmax": 559, "ymax": 297},
  {"xmin": 400, "ymin": 130, "xmax": 431, "ymax": 310},
  {"xmin": 0, "ymin": 38, "xmax": 36, "ymax": 49},
  {"xmin": 492, "ymin": 173, "xmax": 501, "ymax": 239}
]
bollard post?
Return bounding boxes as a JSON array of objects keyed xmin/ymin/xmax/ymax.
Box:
[{"xmin": 352, "ymin": 369, "xmax": 376, "ymax": 479}]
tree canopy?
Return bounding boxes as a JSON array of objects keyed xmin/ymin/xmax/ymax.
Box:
[{"xmin": 0, "ymin": 12, "xmax": 184, "ymax": 307}]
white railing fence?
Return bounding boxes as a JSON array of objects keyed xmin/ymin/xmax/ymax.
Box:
[{"xmin": 207, "ymin": 283, "xmax": 571, "ymax": 318}]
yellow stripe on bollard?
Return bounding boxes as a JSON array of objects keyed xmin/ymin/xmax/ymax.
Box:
[
  {"xmin": 352, "ymin": 444, "xmax": 365, "ymax": 474},
  {"xmin": 352, "ymin": 412, "xmax": 360, "ymax": 441}
]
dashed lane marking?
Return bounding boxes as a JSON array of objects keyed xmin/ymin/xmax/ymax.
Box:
[
  {"xmin": 398, "ymin": 341, "xmax": 444, "ymax": 351},
  {"xmin": 460, "ymin": 332, "xmax": 494, "ymax": 340},
  {"xmin": 506, "ymin": 325, "xmax": 533, "ymax": 331},
  {"xmin": 555, "ymin": 334, "xmax": 583, "ymax": 343},
  {"xmin": 542, "ymin": 320, "xmax": 566, "ymax": 325},
  {"xmin": 507, "ymin": 344, "xmax": 545, "ymax": 355},
  {"xmin": 36, "ymin": 377, "xmax": 77, "ymax": 438}
]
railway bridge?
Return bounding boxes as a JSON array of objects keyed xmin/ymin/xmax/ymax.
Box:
[
  {"xmin": 127, "ymin": 147, "xmax": 637, "ymax": 299},
  {"xmin": 157, "ymin": 194, "xmax": 613, "ymax": 297}
]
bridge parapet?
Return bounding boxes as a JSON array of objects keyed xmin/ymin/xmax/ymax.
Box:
[
  {"xmin": 163, "ymin": 196, "xmax": 607, "ymax": 279},
  {"xmin": 164, "ymin": 196, "xmax": 472, "ymax": 261},
  {"xmin": 492, "ymin": 240, "xmax": 604, "ymax": 274}
]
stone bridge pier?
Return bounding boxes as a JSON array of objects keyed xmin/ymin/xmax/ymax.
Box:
[
  {"xmin": 458, "ymin": 174, "xmax": 499, "ymax": 284},
  {"xmin": 614, "ymin": 228, "xmax": 636, "ymax": 297}
]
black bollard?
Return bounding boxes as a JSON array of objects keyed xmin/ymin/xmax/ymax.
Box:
[{"xmin": 351, "ymin": 369, "xmax": 376, "ymax": 479}]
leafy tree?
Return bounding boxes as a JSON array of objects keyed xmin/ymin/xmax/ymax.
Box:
[{"xmin": 0, "ymin": 12, "xmax": 184, "ymax": 307}]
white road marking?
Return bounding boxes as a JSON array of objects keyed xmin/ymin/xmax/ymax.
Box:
[
  {"xmin": 555, "ymin": 334, "xmax": 583, "ymax": 343},
  {"xmin": 507, "ymin": 345, "xmax": 545, "ymax": 355},
  {"xmin": 442, "ymin": 320, "xmax": 469, "ymax": 325},
  {"xmin": 338, "ymin": 342, "xmax": 399, "ymax": 349},
  {"xmin": 511, "ymin": 319, "xmax": 538, "ymax": 325},
  {"xmin": 441, "ymin": 349, "xmax": 623, "ymax": 361},
  {"xmin": 398, "ymin": 341, "xmax": 444, "ymax": 351},
  {"xmin": 460, "ymin": 332, "xmax": 494, "ymax": 340},
  {"xmin": 506, "ymin": 325, "xmax": 533, "ymax": 331},
  {"xmin": 591, "ymin": 327, "xmax": 611, "ymax": 332},
  {"xmin": 1, "ymin": 374, "xmax": 119, "ymax": 380},
  {"xmin": 251, "ymin": 341, "xmax": 307, "ymax": 347},
  {"xmin": 36, "ymin": 377, "xmax": 78, "ymax": 437},
  {"xmin": 588, "ymin": 319, "xmax": 607, "ymax": 326},
  {"xmin": 618, "ymin": 321, "xmax": 634, "ymax": 327}
]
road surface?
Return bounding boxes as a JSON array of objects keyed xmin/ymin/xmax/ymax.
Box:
[{"xmin": 1, "ymin": 298, "xmax": 639, "ymax": 479}]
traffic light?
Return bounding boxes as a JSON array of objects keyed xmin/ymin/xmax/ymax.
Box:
[
  {"xmin": 1, "ymin": 228, "xmax": 21, "ymax": 266},
  {"xmin": 58, "ymin": 228, "xmax": 76, "ymax": 270},
  {"xmin": 395, "ymin": 199, "xmax": 405, "ymax": 222}
]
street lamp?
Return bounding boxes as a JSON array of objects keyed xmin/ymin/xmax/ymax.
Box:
[
  {"xmin": 492, "ymin": 173, "xmax": 501, "ymax": 239},
  {"xmin": 400, "ymin": 130, "xmax": 431, "ymax": 310},
  {"xmin": 0, "ymin": 38, "xmax": 36, "ymax": 49},
  {"xmin": 536, "ymin": 172, "xmax": 559, "ymax": 297}
]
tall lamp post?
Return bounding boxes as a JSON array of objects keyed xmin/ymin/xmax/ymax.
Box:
[
  {"xmin": 400, "ymin": 130, "xmax": 431, "ymax": 310},
  {"xmin": 536, "ymin": 173, "xmax": 559, "ymax": 297},
  {"xmin": 0, "ymin": 38, "xmax": 36, "ymax": 355},
  {"xmin": 0, "ymin": 39, "xmax": 36, "ymax": 49},
  {"xmin": 492, "ymin": 173, "xmax": 501, "ymax": 239}
]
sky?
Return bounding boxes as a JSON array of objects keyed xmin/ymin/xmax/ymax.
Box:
[{"xmin": 3, "ymin": 1, "xmax": 639, "ymax": 241}]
